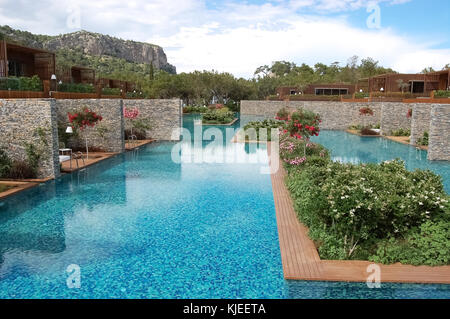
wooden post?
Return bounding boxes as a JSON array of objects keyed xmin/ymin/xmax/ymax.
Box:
[
  {"xmin": 96, "ymin": 84, "xmax": 102, "ymax": 99},
  {"xmin": 43, "ymin": 80, "xmax": 50, "ymax": 98}
]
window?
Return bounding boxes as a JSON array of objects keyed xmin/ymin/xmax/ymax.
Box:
[
  {"xmin": 8, "ymin": 60, "xmax": 24, "ymax": 77},
  {"xmin": 410, "ymin": 81, "xmax": 425, "ymax": 94},
  {"xmin": 315, "ymin": 88, "xmax": 348, "ymax": 96}
]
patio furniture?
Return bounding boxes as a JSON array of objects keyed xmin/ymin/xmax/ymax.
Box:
[
  {"xmin": 59, "ymin": 148, "xmax": 73, "ymax": 169},
  {"xmin": 72, "ymin": 152, "xmax": 85, "ymax": 169}
]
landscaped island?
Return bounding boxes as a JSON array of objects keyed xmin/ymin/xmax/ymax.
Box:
[{"xmin": 251, "ymin": 108, "xmax": 450, "ymax": 266}]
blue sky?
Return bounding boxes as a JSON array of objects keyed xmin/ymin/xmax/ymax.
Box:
[{"xmin": 0, "ymin": 0, "xmax": 449, "ymax": 77}]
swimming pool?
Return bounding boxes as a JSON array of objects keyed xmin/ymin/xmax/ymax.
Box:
[
  {"xmin": 311, "ymin": 130, "xmax": 450, "ymax": 194},
  {"xmin": 0, "ymin": 114, "xmax": 449, "ymax": 299}
]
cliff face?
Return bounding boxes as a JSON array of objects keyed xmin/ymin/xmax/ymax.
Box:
[
  {"xmin": 0, "ymin": 26, "xmax": 176, "ymax": 74},
  {"xmin": 43, "ymin": 31, "xmax": 175, "ymax": 73}
]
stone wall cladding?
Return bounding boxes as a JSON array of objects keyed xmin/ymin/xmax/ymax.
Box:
[
  {"xmin": 55, "ymin": 99, "xmax": 125, "ymax": 153},
  {"xmin": 380, "ymin": 103, "xmax": 412, "ymax": 135},
  {"xmin": 124, "ymin": 99, "xmax": 182, "ymax": 141},
  {"xmin": 410, "ymin": 104, "xmax": 431, "ymax": 145},
  {"xmin": 0, "ymin": 98, "xmax": 60, "ymax": 178},
  {"xmin": 428, "ymin": 104, "xmax": 450, "ymax": 161},
  {"xmin": 240, "ymin": 100, "xmax": 382, "ymax": 129}
]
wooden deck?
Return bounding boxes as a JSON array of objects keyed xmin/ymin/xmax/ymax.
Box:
[
  {"xmin": 60, "ymin": 152, "xmax": 117, "ymax": 173},
  {"xmin": 268, "ymin": 143, "xmax": 450, "ymax": 284}
]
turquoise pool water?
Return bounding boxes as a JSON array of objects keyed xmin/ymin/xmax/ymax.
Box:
[
  {"xmin": 0, "ymin": 114, "xmax": 449, "ymax": 299},
  {"xmin": 310, "ymin": 130, "xmax": 450, "ymax": 194}
]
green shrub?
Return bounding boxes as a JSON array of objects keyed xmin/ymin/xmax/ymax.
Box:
[
  {"xmin": 370, "ymin": 219, "xmax": 450, "ymax": 266},
  {"xmin": 202, "ymin": 110, "xmax": 235, "ymax": 124},
  {"xmin": 417, "ymin": 131, "xmax": 429, "ymax": 146},
  {"xmin": 102, "ymin": 87, "xmax": 121, "ymax": 96},
  {"xmin": 126, "ymin": 91, "xmax": 144, "ymax": 98},
  {"xmin": 0, "ymin": 147, "xmax": 11, "ymax": 178},
  {"xmin": 391, "ymin": 128, "xmax": 411, "ymax": 137},
  {"xmin": 434, "ymin": 90, "xmax": 450, "ymax": 98},
  {"xmin": 0, "ymin": 77, "xmax": 20, "ymax": 90},
  {"xmin": 243, "ymin": 119, "xmax": 285, "ymax": 141},
  {"xmin": 0, "ymin": 76, "xmax": 42, "ymax": 91},
  {"xmin": 183, "ymin": 106, "xmax": 208, "ymax": 113},
  {"xmin": 58, "ymin": 82, "xmax": 95, "ymax": 93},
  {"xmin": 225, "ymin": 100, "xmax": 240, "ymax": 112},
  {"xmin": 355, "ymin": 92, "xmax": 369, "ymax": 99},
  {"xmin": 286, "ymin": 158, "xmax": 449, "ymax": 260}
]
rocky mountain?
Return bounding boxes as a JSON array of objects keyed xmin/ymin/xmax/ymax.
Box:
[{"xmin": 0, "ymin": 25, "xmax": 176, "ymax": 74}]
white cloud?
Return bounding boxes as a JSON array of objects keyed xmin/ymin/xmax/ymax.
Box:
[{"xmin": 0, "ymin": 0, "xmax": 448, "ymax": 78}]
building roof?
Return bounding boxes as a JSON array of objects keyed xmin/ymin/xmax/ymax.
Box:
[{"xmin": 5, "ymin": 41, "xmax": 55, "ymax": 55}]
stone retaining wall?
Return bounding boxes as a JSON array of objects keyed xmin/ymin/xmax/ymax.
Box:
[
  {"xmin": 410, "ymin": 104, "xmax": 431, "ymax": 145},
  {"xmin": 380, "ymin": 103, "xmax": 411, "ymax": 136},
  {"xmin": 240, "ymin": 100, "xmax": 450, "ymax": 161},
  {"xmin": 124, "ymin": 99, "xmax": 182, "ymax": 140},
  {"xmin": 240, "ymin": 100, "xmax": 382, "ymax": 129},
  {"xmin": 55, "ymin": 99, "xmax": 125, "ymax": 153},
  {"xmin": 0, "ymin": 99, "xmax": 60, "ymax": 178},
  {"xmin": 428, "ymin": 104, "xmax": 450, "ymax": 161}
]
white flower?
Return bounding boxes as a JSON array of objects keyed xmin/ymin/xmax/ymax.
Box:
[{"xmin": 419, "ymin": 202, "xmax": 423, "ymax": 205}]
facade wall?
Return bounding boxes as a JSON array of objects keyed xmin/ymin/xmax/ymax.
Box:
[
  {"xmin": 124, "ymin": 99, "xmax": 182, "ymax": 141},
  {"xmin": 380, "ymin": 103, "xmax": 412, "ymax": 135},
  {"xmin": 55, "ymin": 99, "xmax": 125, "ymax": 153},
  {"xmin": 410, "ymin": 104, "xmax": 431, "ymax": 145},
  {"xmin": 428, "ymin": 104, "xmax": 450, "ymax": 161},
  {"xmin": 0, "ymin": 98, "xmax": 60, "ymax": 178}
]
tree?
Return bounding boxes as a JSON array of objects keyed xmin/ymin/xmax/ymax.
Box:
[
  {"xmin": 421, "ymin": 67, "xmax": 435, "ymax": 74},
  {"xmin": 396, "ymin": 79, "xmax": 410, "ymax": 93},
  {"xmin": 254, "ymin": 65, "xmax": 270, "ymax": 78}
]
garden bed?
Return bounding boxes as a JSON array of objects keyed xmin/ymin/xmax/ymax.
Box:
[
  {"xmin": 346, "ymin": 129, "xmax": 381, "ymax": 137},
  {"xmin": 202, "ymin": 118, "xmax": 238, "ymax": 126},
  {"xmin": 279, "ymin": 131, "xmax": 449, "ymax": 267},
  {"xmin": 250, "ymin": 107, "xmax": 449, "ymax": 270}
]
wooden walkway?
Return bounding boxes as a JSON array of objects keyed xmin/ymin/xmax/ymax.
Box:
[{"xmin": 268, "ymin": 143, "xmax": 450, "ymax": 284}]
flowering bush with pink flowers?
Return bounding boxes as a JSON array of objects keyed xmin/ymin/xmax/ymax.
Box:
[
  {"xmin": 279, "ymin": 132, "xmax": 330, "ymax": 169},
  {"xmin": 124, "ymin": 107, "xmax": 139, "ymax": 119}
]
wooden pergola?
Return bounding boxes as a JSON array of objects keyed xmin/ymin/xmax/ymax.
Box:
[
  {"xmin": 97, "ymin": 78, "xmax": 137, "ymax": 92},
  {"xmin": 58, "ymin": 66, "xmax": 95, "ymax": 84},
  {"xmin": 427, "ymin": 69, "xmax": 450, "ymax": 91},
  {"xmin": 0, "ymin": 40, "xmax": 55, "ymax": 80},
  {"xmin": 361, "ymin": 73, "xmax": 441, "ymax": 94}
]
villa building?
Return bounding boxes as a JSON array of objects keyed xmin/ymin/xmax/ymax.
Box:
[
  {"xmin": 57, "ymin": 66, "xmax": 96, "ymax": 85},
  {"xmin": 276, "ymin": 83, "xmax": 356, "ymax": 99},
  {"xmin": 357, "ymin": 71, "xmax": 450, "ymax": 94},
  {"xmin": 0, "ymin": 40, "xmax": 56, "ymax": 81}
]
